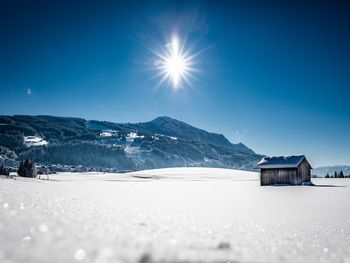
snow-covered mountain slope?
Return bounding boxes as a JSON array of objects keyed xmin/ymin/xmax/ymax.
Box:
[
  {"xmin": 133, "ymin": 116, "xmax": 238, "ymax": 148},
  {"xmin": 1, "ymin": 168, "xmax": 349, "ymax": 263},
  {"xmin": 88, "ymin": 116, "xmax": 255, "ymax": 154},
  {"xmin": 0, "ymin": 115, "xmax": 263, "ymax": 170}
]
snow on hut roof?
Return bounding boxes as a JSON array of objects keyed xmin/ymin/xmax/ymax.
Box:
[{"xmin": 256, "ymin": 155, "xmax": 310, "ymax": 169}]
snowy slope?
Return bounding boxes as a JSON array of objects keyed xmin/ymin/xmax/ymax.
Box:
[
  {"xmin": 24, "ymin": 136, "xmax": 48, "ymax": 147},
  {"xmin": 1, "ymin": 168, "xmax": 349, "ymax": 263}
]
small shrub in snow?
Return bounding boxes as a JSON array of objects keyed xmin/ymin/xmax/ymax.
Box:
[
  {"xmin": 218, "ymin": 241, "xmax": 231, "ymax": 250},
  {"xmin": 0, "ymin": 164, "xmax": 10, "ymax": 176}
]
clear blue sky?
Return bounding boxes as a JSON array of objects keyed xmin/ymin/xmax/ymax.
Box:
[{"xmin": 0, "ymin": 0, "xmax": 349, "ymax": 167}]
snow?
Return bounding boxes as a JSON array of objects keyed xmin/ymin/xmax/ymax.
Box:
[
  {"xmin": 24, "ymin": 136, "xmax": 48, "ymax": 147},
  {"xmin": 256, "ymin": 155, "xmax": 306, "ymax": 169},
  {"xmin": 153, "ymin": 134, "xmax": 178, "ymax": 140},
  {"xmin": 1, "ymin": 168, "xmax": 350, "ymax": 263},
  {"xmin": 99, "ymin": 130, "xmax": 118, "ymax": 137},
  {"xmin": 99, "ymin": 132, "xmax": 113, "ymax": 137},
  {"xmin": 124, "ymin": 145, "xmax": 141, "ymax": 160},
  {"xmin": 126, "ymin": 132, "xmax": 144, "ymax": 142}
]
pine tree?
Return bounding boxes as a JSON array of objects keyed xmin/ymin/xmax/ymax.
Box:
[
  {"xmin": 0, "ymin": 164, "xmax": 9, "ymax": 176},
  {"xmin": 334, "ymin": 171, "xmax": 338, "ymax": 178},
  {"xmin": 325, "ymin": 173, "xmax": 330, "ymax": 178},
  {"xmin": 17, "ymin": 159, "xmax": 37, "ymax": 178},
  {"xmin": 339, "ymin": 170, "xmax": 344, "ymax": 178}
]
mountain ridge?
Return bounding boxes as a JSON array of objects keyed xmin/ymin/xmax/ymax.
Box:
[{"xmin": 0, "ymin": 114, "xmax": 263, "ymax": 171}]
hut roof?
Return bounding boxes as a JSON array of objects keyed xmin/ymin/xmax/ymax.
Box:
[{"xmin": 256, "ymin": 155, "xmax": 311, "ymax": 169}]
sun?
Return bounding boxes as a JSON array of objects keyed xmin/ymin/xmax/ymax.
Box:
[
  {"xmin": 154, "ymin": 35, "xmax": 194, "ymax": 89},
  {"xmin": 164, "ymin": 37, "xmax": 188, "ymax": 87}
]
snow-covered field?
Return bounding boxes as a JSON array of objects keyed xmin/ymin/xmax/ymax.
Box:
[{"xmin": 1, "ymin": 168, "xmax": 350, "ymax": 263}]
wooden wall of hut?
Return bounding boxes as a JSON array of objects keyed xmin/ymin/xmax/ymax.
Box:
[
  {"xmin": 260, "ymin": 168, "xmax": 299, "ymax": 185},
  {"xmin": 298, "ymin": 159, "xmax": 311, "ymax": 183}
]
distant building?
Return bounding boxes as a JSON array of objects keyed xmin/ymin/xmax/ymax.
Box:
[{"xmin": 256, "ymin": 155, "xmax": 312, "ymax": 186}]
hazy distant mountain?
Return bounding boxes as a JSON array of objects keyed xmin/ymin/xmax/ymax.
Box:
[
  {"xmin": 0, "ymin": 115, "xmax": 263, "ymax": 171},
  {"xmin": 312, "ymin": 165, "xmax": 350, "ymax": 177}
]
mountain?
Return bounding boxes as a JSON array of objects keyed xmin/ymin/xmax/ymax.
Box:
[
  {"xmin": 0, "ymin": 115, "xmax": 263, "ymax": 171},
  {"xmin": 97, "ymin": 116, "xmax": 254, "ymax": 154},
  {"xmin": 312, "ymin": 165, "xmax": 350, "ymax": 177},
  {"xmin": 135, "ymin": 116, "xmax": 233, "ymax": 147}
]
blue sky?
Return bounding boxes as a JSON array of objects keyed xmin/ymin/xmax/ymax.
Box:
[{"xmin": 0, "ymin": 0, "xmax": 349, "ymax": 166}]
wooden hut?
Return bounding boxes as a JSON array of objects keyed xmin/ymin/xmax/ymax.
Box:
[{"xmin": 256, "ymin": 155, "xmax": 312, "ymax": 186}]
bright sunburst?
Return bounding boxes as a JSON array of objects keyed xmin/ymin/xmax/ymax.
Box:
[{"xmin": 154, "ymin": 35, "xmax": 195, "ymax": 89}]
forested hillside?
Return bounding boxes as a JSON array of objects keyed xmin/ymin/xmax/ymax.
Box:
[{"xmin": 0, "ymin": 115, "xmax": 263, "ymax": 171}]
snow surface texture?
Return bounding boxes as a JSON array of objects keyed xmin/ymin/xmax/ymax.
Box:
[{"xmin": 0, "ymin": 168, "xmax": 350, "ymax": 263}]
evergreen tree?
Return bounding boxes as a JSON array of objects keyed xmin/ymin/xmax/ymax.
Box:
[
  {"xmin": 17, "ymin": 159, "xmax": 37, "ymax": 178},
  {"xmin": 339, "ymin": 170, "xmax": 344, "ymax": 178},
  {"xmin": 334, "ymin": 171, "xmax": 338, "ymax": 178},
  {"xmin": 0, "ymin": 164, "xmax": 9, "ymax": 176},
  {"xmin": 325, "ymin": 173, "xmax": 330, "ymax": 178}
]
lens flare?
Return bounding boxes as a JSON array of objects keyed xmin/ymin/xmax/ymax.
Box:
[{"xmin": 153, "ymin": 35, "xmax": 195, "ymax": 89}]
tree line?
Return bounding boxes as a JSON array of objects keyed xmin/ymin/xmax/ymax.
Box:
[
  {"xmin": 325, "ymin": 171, "xmax": 350, "ymax": 178},
  {"xmin": 19, "ymin": 142, "xmax": 135, "ymax": 170}
]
